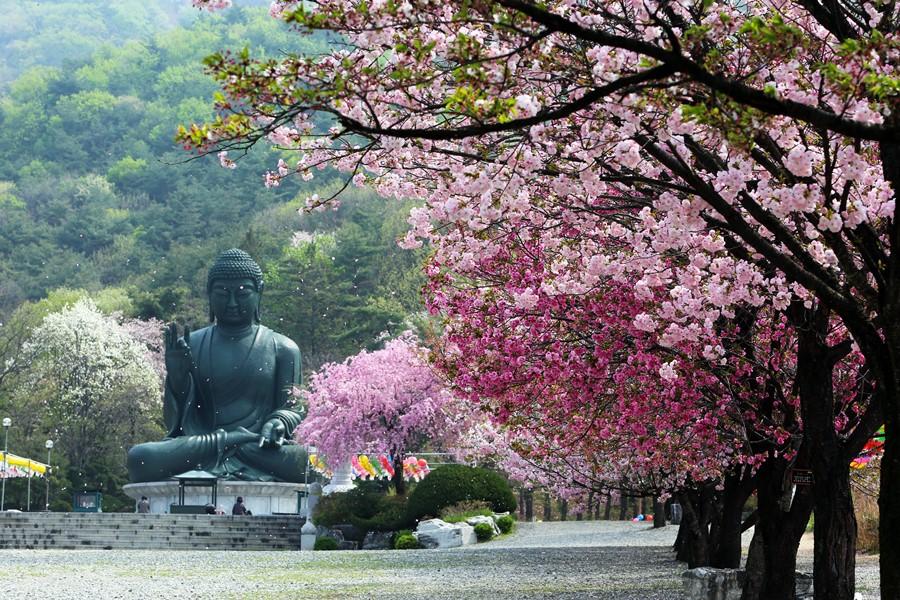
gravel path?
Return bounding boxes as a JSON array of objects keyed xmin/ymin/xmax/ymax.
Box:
[
  {"xmin": 485, "ymin": 521, "xmax": 692, "ymax": 548},
  {"xmin": 0, "ymin": 521, "xmax": 880, "ymax": 599}
]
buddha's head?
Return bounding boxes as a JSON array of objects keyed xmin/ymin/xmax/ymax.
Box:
[{"xmin": 207, "ymin": 248, "xmax": 264, "ymax": 326}]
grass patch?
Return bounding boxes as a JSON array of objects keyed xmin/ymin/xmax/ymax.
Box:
[{"xmin": 440, "ymin": 500, "xmax": 493, "ymax": 523}]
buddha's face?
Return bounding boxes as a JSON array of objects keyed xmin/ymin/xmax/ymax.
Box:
[{"xmin": 209, "ymin": 277, "xmax": 260, "ymax": 327}]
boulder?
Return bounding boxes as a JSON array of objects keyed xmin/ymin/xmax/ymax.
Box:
[
  {"xmin": 315, "ymin": 526, "xmax": 344, "ymax": 543},
  {"xmin": 414, "ymin": 518, "xmax": 476, "ymax": 549},
  {"xmin": 466, "ymin": 515, "xmax": 500, "ymax": 536},
  {"xmin": 682, "ymin": 567, "xmax": 745, "ymax": 600},
  {"xmin": 362, "ymin": 531, "xmax": 394, "ymax": 550}
]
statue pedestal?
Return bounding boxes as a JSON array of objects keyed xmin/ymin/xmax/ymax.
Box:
[
  {"xmin": 322, "ymin": 463, "xmax": 355, "ymax": 495},
  {"xmin": 123, "ymin": 481, "xmax": 307, "ymax": 516}
]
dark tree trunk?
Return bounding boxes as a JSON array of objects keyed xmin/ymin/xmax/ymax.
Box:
[
  {"xmin": 603, "ymin": 492, "xmax": 612, "ymax": 520},
  {"xmin": 875, "ymin": 123, "xmax": 900, "ymax": 600},
  {"xmin": 796, "ymin": 306, "xmax": 857, "ymax": 600},
  {"xmin": 639, "ymin": 496, "xmax": 646, "ymax": 516},
  {"xmin": 392, "ymin": 454, "xmax": 406, "ymax": 496},
  {"xmin": 678, "ymin": 489, "xmax": 713, "ymax": 568},
  {"xmin": 674, "ymin": 517, "xmax": 690, "ymax": 563},
  {"xmin": 880, "ymin": 413, "xmax": 899, "ymax": 600},
  {"xmin": 560, "ymin": 498, "xmax": 568, "ymax": 521},
  {"xmin": 653, "ymin": 497, "xmax": 666, "ymax": 528},
  {"xmin": 745, "ymin": 453, "xmax": 814, "ymax": 600},
  {"xmin": 525, "ymin": 488, "xmax": 534, "ymax": 522},
  {"xmin": 742, "ymin": 527, "xmax": 766, "ymax": 600},
  {"xmin": 543, "ymin": 492, "xmax": 552, "ymax": 521},
  {"xmin": 519, "ymin": 488, "xmax": 526, "ymax": 519},
  {"xmin": 587, "ymin": 491, "xmax": 594, "ymax": 520},
  {"xmin": 618, "ymin": 494, "xmax": 628, "ymax": 520},
  {"xmin": 711, "ymin": 467, "xmax": 755, "ymax": 568}
]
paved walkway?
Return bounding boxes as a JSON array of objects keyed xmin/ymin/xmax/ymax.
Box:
[
  {"xmin": 485, "ymin": 520, "xmax": 682, "ymax": 548},
  {"xmin": 0, "ymin": 520, "xmax": 881, "ymax": 599}
]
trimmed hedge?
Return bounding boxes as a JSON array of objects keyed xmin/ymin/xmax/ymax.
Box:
[
  {"xmin": 473, "ymin": 522, "xmax": 494, "ymax": 542},
  {"xmin": 394, "ymin": 533, "xmax": 420, "ymax": 549},
  {"xmin": 313, "ymin": 483, "xmax": 414, "ymax": 534},
  {"xmin": 406, "ymin": 465, "xmax": 516, "ymax": 521},
  {"xmin": 313, "ymin": 537, "xmax": 339, "ymax": 551},
  {"xmin": 496, "ymin": 515, "xmax": 514, "ymax": 534}
]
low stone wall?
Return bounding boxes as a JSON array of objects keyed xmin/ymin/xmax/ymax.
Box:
[{"xmin": 682, "ymin": 567, "xmax": 813, "ymax": 600}]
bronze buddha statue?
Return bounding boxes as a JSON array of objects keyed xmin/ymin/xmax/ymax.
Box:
[{"xmin": 127, "ymin": 249, "xmax": 307, "ymax": 483}]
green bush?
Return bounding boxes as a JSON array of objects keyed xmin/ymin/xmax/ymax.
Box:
[
  {"xmin": 314, "ymin": 537, "xmax": 339, "ymax": 551},
  {"xmin": 350, "ymin": 494, "xmax": 413, "ymax": 532},
  {"xmin": 473, "ymin": 522, "xmax": 494, "ymax": 542},
  {"xmin": 313, "ymin": 483, "xmax": 414, "ymax": 533},
  {"xmin": 496, "ymin": 515, "xmax": 514, "ymax": 534},
  {"xmin": 406, "ymin": 465, "xmax": 517, "ymax": 521},
  {"xmin": 394, "ymin": 533, "xmax": 420, "ymax": 550}
]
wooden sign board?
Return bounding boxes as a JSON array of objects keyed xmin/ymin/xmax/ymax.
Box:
[{"xmin": 791, "ymin": 469, "xmax": 814, "ymax": 486}]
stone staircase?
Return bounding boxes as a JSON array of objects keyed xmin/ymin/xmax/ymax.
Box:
[{"xmin": 0, "ymin": 512, "xmax": 305, "ymax": 550}]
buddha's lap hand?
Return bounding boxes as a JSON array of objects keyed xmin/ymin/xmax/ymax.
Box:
[
  {"xmin": 259, "ymin": 419, "xmax": 286, "ymax": 448},
  {"xmin": 164, "ymin": 322, "xmax": 194, "ymax": 394},
  {"xmin": 227, "ymin": 427, "xmax": 260, "ymax": 447}
]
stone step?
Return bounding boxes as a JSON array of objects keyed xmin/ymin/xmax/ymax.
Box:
[
  {"xmin": 0, "ymin": 541, "xmax": 296, "ymax": 550},
  {"xmin": 0, "ymin": 513, "xmax": 304, "ymax": 551},
  {"xmin": 0, "ymin": 532, "xmax": 299, "ymax": 541},
  {"xmin": 0, "ymin": 530, "xmax": 300, "ymax": 540},
  {"xmin": 0, "ymin": 528, "xmax": 299, "ymax": 538}
]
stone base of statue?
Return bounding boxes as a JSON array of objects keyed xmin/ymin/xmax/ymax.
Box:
[
  {"xmin": 322, "ymin": 463, "xmax": 356, "ymax": 495},
  {"xmin": 123, "ymin": 481, "xmax": 307, "ymax": 516}
]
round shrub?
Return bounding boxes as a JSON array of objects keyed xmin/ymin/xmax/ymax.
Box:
[
  {"xmin": 406, "ymin": 465, "xmax": 517, "ymax": 521},
  {"xmin": 496, "ymin": 515, "xmax": 514, "ymax": 534},
  {"xmin": 350, "ymin": 494, "xmax": 413, "ymax": 532},
  {"xmin": 473, "ymin": 522, "xmax": 494, "ymax": 542},
  {"xmin": 394, "ymin": 533, "xmax": 420, "ymax": 550},
  {"xmin": 314, "ymin": 537, "xmax": 339, "ymax": 551},
  {"xmin": 313, "ymin": 483, "xmax": 415, "ymax": 534}
]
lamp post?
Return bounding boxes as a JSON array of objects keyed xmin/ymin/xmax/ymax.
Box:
[
  {"xmin": 44, "ymin": 440, "xmax": 53, "ymax": 512},
  {"xmin": 1, "ymin": 417, "xmax": 10, "ymax": 511},
  {"xmin": 300, "ymin": 444, "xmax": 318, "ymax": 550}
]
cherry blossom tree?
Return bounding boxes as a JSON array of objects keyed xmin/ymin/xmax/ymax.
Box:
[
  {"xmin": 17, "ymin": 299, "xmax": 162, "ymax": 489},
  {"xmin": 295, "ymin": 333, "xmax": 474, "ymax": 494},
  {"xmin": 183, "ymin": 0, "xmax": 897, "ymax": 597}
]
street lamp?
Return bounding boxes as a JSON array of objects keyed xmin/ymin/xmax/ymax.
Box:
[
  {"xmin": 1, "ymin": 417, "xmax": 10, "ymax": 511},
  {"xmin": 44, "ymin": 440, "xmax": 53, "ymax": 512}
]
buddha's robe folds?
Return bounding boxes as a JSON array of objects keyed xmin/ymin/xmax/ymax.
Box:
[{"xmin": 127, "ymin": 325, "xmax": 307, "ymax": 483}]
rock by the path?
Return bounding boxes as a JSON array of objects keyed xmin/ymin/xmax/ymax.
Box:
[
  {"xmin": 316, "ymin": 525, "xmax": 344, "ymax": 543},
  {"xmin": 414, "ymin": 518, "xmax": 476, "ymax": 549},
  {"xmin": 362, "ymin": 531, "xmax": 394, "ymax": 550}
]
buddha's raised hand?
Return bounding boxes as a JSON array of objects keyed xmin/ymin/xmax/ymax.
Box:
[{"xmin": 164, "ymin": 322, "xmax": 194, "ymax": 395}]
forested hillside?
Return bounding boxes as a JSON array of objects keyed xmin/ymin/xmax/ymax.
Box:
[
  {"xmin": 0, "ymin": 1, "xmax": 425, "ymax": 369},
  {"xmin": 0, "ymin": 1, "xmax": 426, "ymax": 510}
]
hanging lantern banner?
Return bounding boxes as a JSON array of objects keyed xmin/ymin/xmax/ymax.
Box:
[
  {"xmin": 309, "ymin": 453, "xmax": 430, "ymax": 481},
  {"xmin": 0, "ymin": 452, "xmax": 49, "ymax": 478},
  {"xmin": 851, "ymin": 426, "xmax": 885, "ymax": 470}
]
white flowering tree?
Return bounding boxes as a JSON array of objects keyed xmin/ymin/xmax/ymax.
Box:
[{"xmin": 17, "ymin": 299, "xmax": 162, "ymax": 493}]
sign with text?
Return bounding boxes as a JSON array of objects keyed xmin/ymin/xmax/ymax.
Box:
[{"xmin": 791, "ymin": 469, "xmax": 814, "ymax": 486}]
